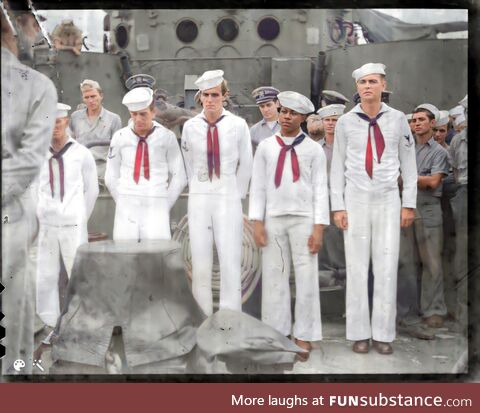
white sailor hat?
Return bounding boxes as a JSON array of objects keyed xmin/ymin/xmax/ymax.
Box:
[
  {"xmin": 436, "ymin": 110, "xmax": 450, "ymax": 127},
  {"xmin": 194, "ymin": 69, "xmax": 224, "ymax": 91},
  {"xmin": 406, "ymin": 113, "xmax": 413, "ymax": 121},
  {"xmin": 56, "ymin": 103, "xmax": 71, "ymax": 118},
  {"xmin": 251, "ymin": 86, "xmax": 279, "ymax": 104},
  {"xmin": 277, "ymin": 91, "xmax": 315, "ymax": 114},
  {"xmin": 316, "ymin": 104, "xmax": 345, "ymax": 118},
  {"xmin": 352, "ymin": 63, "xmax": 386, "ymax": 82},
  {"xmin": 321, "ymin": 90, "xmax": 350, "ymax": 105},
  {"xmin": 449, "ymin": 105, "xmax": 464, "ymax": 118},
  {"xmin": 459, "ymin": 94, "xmax": 467, "ymax": 110},
  {"xmin": 454, "ymin": 113, "xmax": 466, "ymax": 127},
  {"xmin": 415, "ymin": 103, "xmax": 440, "ymax": 122},
  {"xmin": 122, "ymin": 87, "xmax": 154, "ymax": 112}
]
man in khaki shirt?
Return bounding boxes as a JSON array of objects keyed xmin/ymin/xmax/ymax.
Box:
[{"xmin": 70, "ymin": 79, "xmax": 122, "ymax": 189}]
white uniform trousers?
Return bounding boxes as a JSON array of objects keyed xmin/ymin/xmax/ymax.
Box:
[
  {"xmin": 262, "ymin": 215, "xmax": 322, "ymax": 341},
  {"xmin": 344, "ymin": 185, "xmax": 400, "ymax": 343},
  {"xmin": 113, "ymin": 194, "xmax": 171, "ymax": 240},
  {"xmin": 188, "ymin": 193, "xmax": 243, "ymax": 316},
  {"xmin": 36, "ymin": 224, "xmax": 87, "ymax": 327}
]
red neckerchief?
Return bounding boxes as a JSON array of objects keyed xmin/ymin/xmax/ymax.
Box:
[
  {"xmin": 131, "ymin": 126, "xmax": 156, "ymax": 184},
  {"xmin": 203, "ymin": 115, "xmax": 225, "ymax": 180},
  {"xmin": 274, "ymin": 134, "xmax": 306, "ymax": 188},
  {"xmin": 49, "ymin": 141, "xmax": 74, "ymax": 202},
  {"xmin": 356, "ymin": 112, "xmax": 385, "ymax": 178}
]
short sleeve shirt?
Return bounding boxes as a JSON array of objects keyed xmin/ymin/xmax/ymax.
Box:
[
  {"xmin": 415, "ymin": 137, "xmax": 449, "ymax": 198},
  {"xmin": 249, "ymin": 119, "xmax": 280, "ymax": 146}
]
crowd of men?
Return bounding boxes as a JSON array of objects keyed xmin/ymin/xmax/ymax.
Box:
[{"xmin": 1, "ymin": 1, "xmax": 468, "ymax": 374}]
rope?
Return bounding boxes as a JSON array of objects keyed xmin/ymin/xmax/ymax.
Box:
[{"xmin": 172, "ymin": 214, "xmax": 262, "ymax": 304}]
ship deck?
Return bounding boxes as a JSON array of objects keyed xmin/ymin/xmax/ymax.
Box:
[{"xmin": 30, "ymin": 314, "xmax": 468, "ymax": 377}]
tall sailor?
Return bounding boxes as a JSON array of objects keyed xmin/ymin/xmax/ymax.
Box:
[
  {"xmin": 330, "ymin": 63, "xmax": 417, "ymax": 355},
  {"xmin": 181, "ymin": 69, "xmax": 253, "ymax": 315}
]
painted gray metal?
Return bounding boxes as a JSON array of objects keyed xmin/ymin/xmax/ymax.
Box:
[
  {"xmin": 107, "ymin": 9, "xmax": 338, "ymax": 60},
  {"xmin": 322, "ymin": 39, "xmax": 468, "ymax": 113},
  {"xmin": 34, "ymin": 39, "xmax": 467, "ymax": 127}
]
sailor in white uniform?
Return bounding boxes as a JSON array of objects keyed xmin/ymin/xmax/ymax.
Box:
[
  {"xmin": 105, "ymin": 87, "xmax": 186, "ymax": 240},
  {"xmin": 330, "ymin": 63, "xmax": 417, "ymax": 355},
  {"xmin": 181, "ymin": 69, "xmax": 253, "ymax": 316},
  {"xmin": 36, "ymin": 103, "xmax": 99, "ymax": 327},
  {"xmin": 249, "ymin": 91, "xmax": 329, "ymax": 359}
]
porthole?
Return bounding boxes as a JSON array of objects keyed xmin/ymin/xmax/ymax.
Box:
[
  {"xmin": 216, "ymin": 18, "xmax": 239, "ymax": 42},
  {"xmin": 257, "ymin": 17, "xmax": 280, "ymax": 41},
  {"xmin": 176, "ymin": 19, "xmax": 198, "ymax": 43},
  {"xmin": 114, "ymin": 24, "xmax": 129, "ymax": 49}
]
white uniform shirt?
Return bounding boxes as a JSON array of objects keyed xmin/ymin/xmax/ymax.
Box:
[
  {"xmin": 330, "ymin": 103, "xmax": 417, "ymax": 210},
  {"xmin": 37, "ymin": 137, "xmax": 99, "ymax": 226},
  {"xmin": 249, "ymin": 133, "xmax": 330, "ymax": 225},
  {"xmin": 105, "ymin": 121, "xmax": 186, "ymax": 207},
  {"xmin": 181, "ymin": 109, "xmax": 253, "ymax": 198}
]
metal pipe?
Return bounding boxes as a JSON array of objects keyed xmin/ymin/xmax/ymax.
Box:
[
  {"xmin": 311, "ymin": 51, "xmax": 327, "ymax": 110},
  {"xmin": 119, "ymin": 52, "xmax": 133, "ymax": 85}
]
